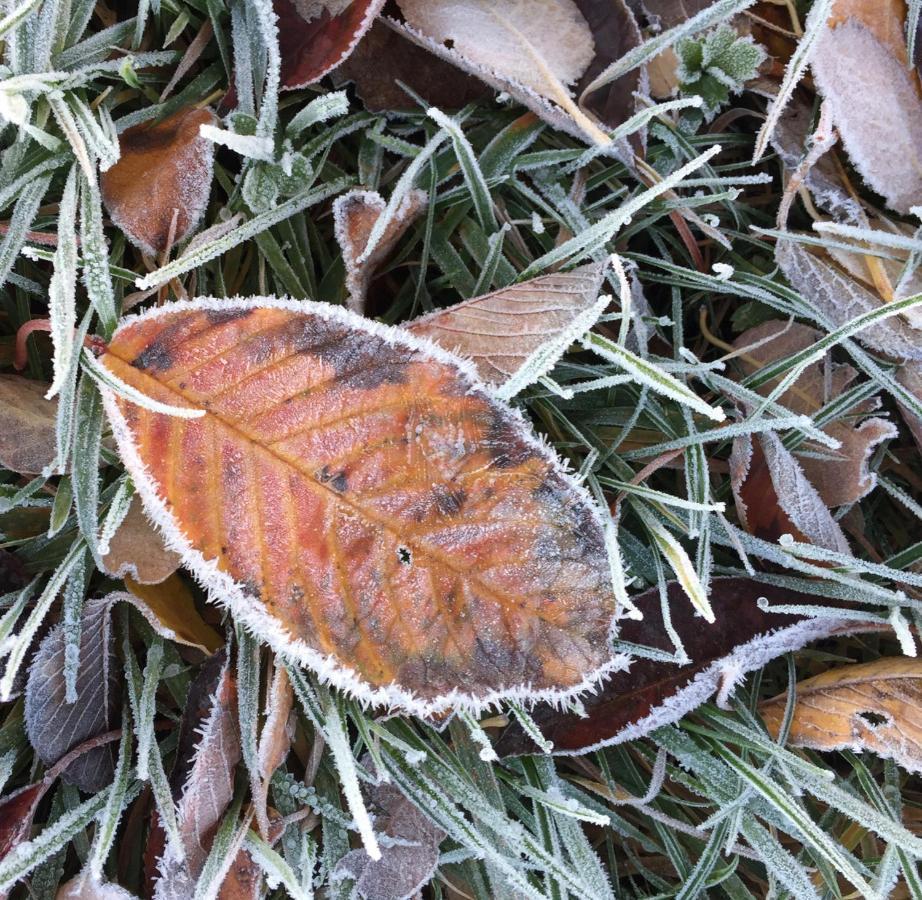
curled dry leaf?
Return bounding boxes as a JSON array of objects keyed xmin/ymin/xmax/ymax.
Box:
[
  {"xmin": 406, "ymin": 262, "xmax": 606, "ymax": 385},
  {"xmin": 811, "ymin": 0, "xmax": 922, "ymax": 213},
  {"xmin": 100, "ymin": 107, "xmax": 216, "ymax": 256},
  {"xmin": 333, "ymin": 16, "xmax": 489, "ymax": 111},
  {"xmin": 733, "ymin": 321, "xmax": 897, "ymax": 507},
  {"xmin": 333, "ymin": 758, "xmax": 446, "ymax": 900},
  {"xmin": 275, "ymin": 0, "xmax": 386, "ymax": 89},
  {"xmin": 495, "ymin": 577, "xmax": 871, "ymax": 756},
  {"xmin": 101, "ymin": 496, "xmax": 181, "ymax": 585},
  {"xmin": 897, "ymin": 360, "xmax": 922, "ymax": 454},
  {"xmin": 155, "ymin": 653, "xmax": 240, "ymax": 897},
  {"xmin": 0, "ymin": 781, "xmax": 46, "ymax": 869},
  {"xmin": 57, "ymin": 874, "xmax": 139, "ymax": 898},
  {"xmin": 25, "ymin": 596, "xmax": 119, "ymax": 792},
  {"xmin": 775, "ymin": 238, "xmax": 922, "ymax": 361},
  {"xmin": 391, "ymin": 0, "xmax": 643, "ymax": 147},
  {"xmin": 253, "ymin": 663, "xmax": 293, "ymax": 839},
  {"xmin": 333, "ymin": 188, "xmax": 428, "ymax": 313},
  {"xmin": 761, "ymin": 657, "xmax": 922, "ymax": 774},
  {"xmin": 730, "ymin": 429, "xmax": 850, "ymax": 552},
  {"xmin": 0, "ymin": 375, "xmax": 59, "ymax": 474},
  {"xmin": 99, "ymin": 298, "xmax": 616, "ymax": 716}
]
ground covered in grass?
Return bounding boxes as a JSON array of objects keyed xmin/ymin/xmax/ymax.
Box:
[{"xmin": 0, "ymin": 0, "xmax": 921, "ymax": 897}]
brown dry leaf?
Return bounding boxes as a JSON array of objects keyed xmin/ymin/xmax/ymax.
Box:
[
  {"xmin": 775, "ymin": 238, "xmax": 922, "ymax": 361},
  {"xmin": 406, "ymin": 262, "xmax": 606, "ymax": 385},
  {"xmin": 333, "ymin": 17, "xmax": 489, "ymax": 112},
  {"xmin": 730, "ymin": 429, "xmax": 850, "ymax": 552},
  {"xmin": 333, "ymin": 188, "xmax": 428, "ymax": 313},
  {"xmin": 56, "ymin": 874, "xmax": 138, "ymax": 898},
  {"xmin": 253, "ymin": 663, "xmax": 293, "ymax": 838},
  {"xmin": 391, "ymin": 0, "xmax": 643, "ymax": 147},
  {"xmin": 811, "ymin": 0, "xmax": 922, "ymax": 213},
  {"xmin": 123, "ymin": 574, "xmax": 224, "ymax": 654},
  {"xmin": 897, "ymin": 359, "xmax": 922, "ymax": 453},
  {"xmin": 333, "ymin": 757, "xmax": 446, "ymax": 899},
  {"xmin": 101, "ymin": 496, "xmax": 181, "ymax": 585},
  {"xmin": 761, "ymin": 657, "xmax": 922, "ymax": 773},
  {"xmin": 0, "ymin": 781, "xmax": 47, "ymax": 875},
  {"xmin": 0, "ymin": 375, "xmax": 59, "ymax": 474},
  {"xmin": 733, "ymin": 321, "xmax": 897, "ymax": 507},
  {"xmin": 100, "ymin": 107, "xmax": 216, "ymax": 256},
  {"xmin": 154, "ymin": 654, "xmax": 241, "ymax": 897}
]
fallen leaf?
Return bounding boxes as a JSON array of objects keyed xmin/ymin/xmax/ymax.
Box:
[
  {"xmin": 495, "ymin": 577, "xmax": 872, "ymax": 756},
  {"xmin": 99, "ymin": 298, "xmax": 616, "ymax": 716},
  {"xmin": 731, "ymin": 429, "xmax": 850, "ymax": 552},
  {"xmin": 253, "ymin": 662, "xmax": 293, "ymax": 838},
  {"xmin": 333, "ymin": 757, "xmax": 446, "ymax": 900},
  {"xmin": 100, "ymin": 107, "xmax": 216, "ymax": 256},
  {"xmin": 275, "ymin": 0, "xmax": 386, "ymax": 89},
  {"xmin": 333, "ymin": 17, "xmax": 490, "ymax": 111},
  {"xmin": 406, "ymin": 262, "xmax": 606, "ymax": 385},
  {"xmin": 896, "ymin": 359, "xmax": 922, "ymax": 453},
  {"xmin": 0, "ymin": 781, "xmax": 46, "ymax": 862},
  {"xmin": 25, "ymin": 595, "xmax": 119, "ymax": 792},
  {"xmin": 102, "ymin": 496, "xmax": 181, "ymax": 585},
  {"xmin": 392, "ymin": 0, "xmax": 643, "ymax": 147},
  {"xmin": 0, "ymin": 375, "xmax": 59, "ymax": 475},
  {"xmin": 154, "ymin": 653, "xmax": 240, "ymax": 896},
  {"xmin": 811, "ymin": 1, "xmax": 922, "ymax": 213},
  {"xmin": 732, "ymin": 321, "xmax": 897, "ymax": 507},
  {"xmin": 775, "ymin": 238, "xmax": 922, "ymax": 361},
  {"xmin": 333, "ymin": 188, "xmax": 428, "ymax": 313},
  {"xmin": 761, "ymin": 657, "xmax": 922, "ymax": 774},
  {"xmin": 122, "ymin": 575, "xmax": 224, "ymax": 654},
  {"xmin": 216, "ymin": 848, "xmax": 263, "ymax": 900},
  {"xmin": 57, "ymin": 874, "xmax": 139, "ymax": 898}
]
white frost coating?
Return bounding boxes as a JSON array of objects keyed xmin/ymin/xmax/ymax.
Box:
[
  {"xmin": 101, "ymin": 295, "xmax": 626, "ymax": 718},
  {"xmin": 889, "ymin": 608, "xmax": 917, "ymax": 658},
  {"xmin": 198, "ymin": 124, "xmax": 274, "ymax": 162},
  {"xmin": 558, "ymin": 615, "xmax": 864, "ymax": 757}
]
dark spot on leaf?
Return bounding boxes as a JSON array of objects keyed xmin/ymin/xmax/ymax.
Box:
[
  {"xmin": 433, "ymin": 485, "xmax": 466, "ymax": 516},
  {"xmin": 485, "ymin": 409, "xmax": 536, "ymax": 469},
  {"xmin": 317, "ymin": 465, "xmax": 348, "ymax": 493},
  {"xmin": 205, "ymin": 309, "xmax": 253, "ymax": 326},
  {"xmin": 856, "ymin": 710, "xmax": 891, "ymax": 728},
  {"xmin": 133, "ymin": 339, "xmax": 174, "ymax": 373}
]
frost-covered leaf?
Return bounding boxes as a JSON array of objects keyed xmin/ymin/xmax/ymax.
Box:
[
  {"xmin": 254, "ymin": 664, "xmax": 292, "ymax": 839},
  {"xmin": 761, "ymin": 658, "xmax": 922, "ymax": 774},
  {"xmin": 731, "ymin": 430, "xmax": 849, "ymax": 553},
  {"xmin": 274, "ymin": 0, "xmax": 385, "ymax": 89},
  {"xmin": 101, "ymin": 497, "xmax": 181, "ymax": 585},
  {"xmin": 0, "ymin": 375, "xmax": 60, "ymax": 474},
  {"xmin": 99, "ymin": 297, "xmax": 617, "ymax": 716},
  {"xmin": 24, "ymin": 596, "xmax": 118, "ymax": 792},
  {"xmin": 154, "ymin": 653, "xmax": 240, "ymax": 897},
  {"xmin": 332, "ymin": 17, "xmax": 489, "ymax": 112},
  {"xmin": 406, "ymin": 263, "xmax": 605, "ymax": 386},
  {"xmin": 495, "ymin": 577, "xmax": 867, "ymax": 756},
  {"xmin": 733, "ymin": 321, "xmax": 897, "ymax": 507},
  {"xmin": 897, "ymin": 359, "xmax": 922, "ymax": 453},
  {"xmin": 775, "ymin": 238, "xmax": 922, "ymax": 361},
  {"xmin": 392, "ymin": 0, "xmax": 643, "ymax": 146},
  {"xmin": 811, "ymin": 2, "xmax": 922, "ymax": 213},
  {"xmin": 333, "ymin": 758, "xmax": 446, "ymax": 900},
  {"xmin": 56, "ymin": 873, "xmax": 139, "ymax": 898},
  {"xmin": 0, "ymin": 782, "xmax": 46, "ymax": 865},
  {"xmin": 100, "ymin": 107, "xmax": 216, "ymax": 256},
  {"xmin": 122, "ymin": 575, "xmax": 224, "ymax": 654},
  {"xmin": 333, "ymin": 188, "xmax": 427, "ymax": 313}
]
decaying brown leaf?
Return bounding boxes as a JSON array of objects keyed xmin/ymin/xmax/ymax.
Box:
[
  {"xmin": 333, "ymin": 188, "xmax": 428, "ymax": 313},
  {"xmin": 333, "ymin": 758, "xmax": 446, "ymax": 900},
  {"xmin": 897, "ymin": 359, "xmax": 922, "ymax": 453},
  {"xmin": 775, "ymin": 238, "xmax": 922, "ymax": 361},
  {"xmin": 100, "ymin": 107, "xmax": 216, "ymax": 256},
  {"xmin": 122, "ymin": 575, "xmax": 223, "ymax": 654},
  {"xmin": 154, "ymin": 653, "xmax": 241, "ymax": 897},
  {"xmin": 0, "ymin": 782, "xmax": 46, "ymax": 872},
  {"xmin": 253, "ymin": 663, "xmax": 293, "ymax": 839},
  {"xmin": 811, "ymin": 0, "xmax": 922, "ymax": 213},
  {"xmin": 0, "ymin": 375, "xmax": 59, "ymax": 474},
  {"xmin": 495, "ymin": 577, "xmax": 873, "ymax": 756},
  {"xmin": 101, "ymin": 497, "xmax": 181, "ymax": 585},
  {"xmin": 733, "ymin": 321, "xmax": 897, "ymax": 507},
  {"xmin": 761, "ymin": 657, "xmax": 922, "ymax": 773},
  {"xmin": 406, "ymin": 263, "xmax": 606, "ymax": 385},
  {"xmin": 56, "ymin": 874, "xmax": 138, "ymax": 898}
]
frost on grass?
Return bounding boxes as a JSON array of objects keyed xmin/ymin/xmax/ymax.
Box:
[
  {"xmin": 100, "ymin": 296, "xmax": 620, "ymax": 717},
  {"xmin": 24, "ymin": 595, "xmax": 118, "ymax": 792}
]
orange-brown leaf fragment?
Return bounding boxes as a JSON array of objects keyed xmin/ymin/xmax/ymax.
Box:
[
  {"xmin": 100, "ymin": 298, "xmax": 616, "ymax": 714},
  {"xmin": 102, "ymin": 496, "xmax": 181, "ymax": 584},
  {"xmin": 761, "ymin": 657, "xmax": 922, "ymax": 774},
  {"xmin": 0, "ymin": 375, "xmax": 59, "ymax": 474},
  {"xmin": 100, "ymin": 107, "xmax": 216, "ymax": 256}
]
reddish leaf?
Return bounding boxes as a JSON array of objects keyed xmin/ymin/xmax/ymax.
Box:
[
  {"xmin": 100, "ymin": 298, "xmax": 616, "ymax": 716},
  {"xmin": 494, "ymin": 578, "xmax": 871, "ymax": 756},
  {"xmin": 100, "ymin": 107, "xmax": 216, "ymax": 256},
  {"xmin": 0, "ymin": 782, "xmax": 46, "ymax": 862},
  {"xmin": 276, "ymin": 0, "xmax": 385, "ymax": 89}
]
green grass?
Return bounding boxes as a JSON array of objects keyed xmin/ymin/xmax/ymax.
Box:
[{"xmin": 0, "ymin": 0, "xmax": 920, "ymax": 897}]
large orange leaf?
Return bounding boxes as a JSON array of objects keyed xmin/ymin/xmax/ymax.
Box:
[{"xmin": 99, "ymin": 298, "xmax": 616, "ymax": 714}]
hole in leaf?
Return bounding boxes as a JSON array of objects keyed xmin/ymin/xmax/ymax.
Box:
[
  {"xmin": 856, "ymin": 710, "xmax": 891, "ymax": 728},
  {"xmin": 444, "ymin": 38, "xmax": 454, "ymax": 49},
  {"xmin": 397, "ymin": 546, "xmax": 412, "ymax": 566}
]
